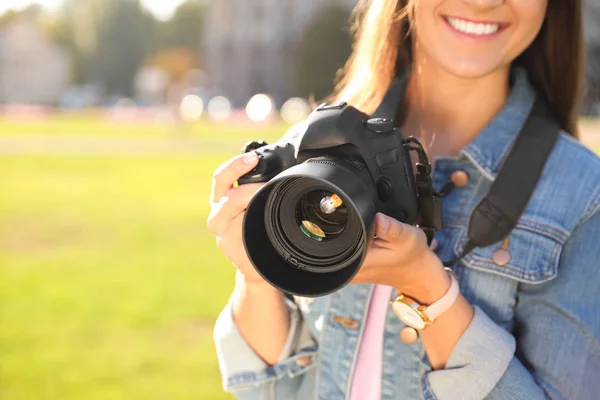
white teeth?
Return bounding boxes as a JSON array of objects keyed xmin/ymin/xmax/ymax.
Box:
[{"xmin": 446, "ymin": 17, "xmax": 500, "ymax": 36}]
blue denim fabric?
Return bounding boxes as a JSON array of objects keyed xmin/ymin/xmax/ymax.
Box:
[{"xmin": 213, "ymin": 68, "xmax": 600, "ymax": 400}]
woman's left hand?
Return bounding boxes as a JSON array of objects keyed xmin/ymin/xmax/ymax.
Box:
[{"xmin": 351, "ymin": 213, "xmax": 451, "ymax": 304}]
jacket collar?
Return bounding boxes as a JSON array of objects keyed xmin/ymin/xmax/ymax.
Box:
[
  {"xmin": 379, "ymin": 67, "xmax": 538, "ymax": 180},
  {"xmin": 460, "ymin": 67, "xmax": 537, "ymax": 179}
]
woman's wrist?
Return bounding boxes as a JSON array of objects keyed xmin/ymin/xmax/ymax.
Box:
[
  {"xmin": 231, "ymin": 272, "xmax": 290, "ymax": 366},
  {"xmin": 394, "ymin": 253, "xmax": 475, "ymax": 370},
  {"xmin": 235, "ymin": 270, "xmax": 281, "ymax": 298},
  {"xmin": 393, "ymin": 251, "xmax": 452, "ymax": 305}
]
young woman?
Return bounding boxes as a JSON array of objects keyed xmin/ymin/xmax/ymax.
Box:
[{"xmin": 209, "ymin": 0, "xmax": 600, "ymax": 399}]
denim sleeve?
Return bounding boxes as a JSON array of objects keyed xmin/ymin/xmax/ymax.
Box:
[
  {"xmin": 424, "ymin": 209, "xmax": 600, "ymax": 400},
  {"xmin": 213, "ymin": 295, "xmax": 318, "ymax": 399}
]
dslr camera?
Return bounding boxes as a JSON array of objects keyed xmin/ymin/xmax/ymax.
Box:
[{"xmin": 238, "ymin": 102, "xmax": 440, "ymax": 297}]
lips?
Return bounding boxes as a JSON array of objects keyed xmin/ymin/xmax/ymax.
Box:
[{"xmin": 443, "ymin": 16, "xmax": 509, "ymax": 37}]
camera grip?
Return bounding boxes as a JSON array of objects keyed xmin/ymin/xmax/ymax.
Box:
[{"xmin": 238, "ymin": 143, "xmax": 296, "ymax": 185}]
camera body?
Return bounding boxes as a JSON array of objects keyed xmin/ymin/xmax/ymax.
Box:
[
  {"xmin": 240, "ymin": 102, "xmax": 419, "ymax": 224},
  {"xmin": 238, "ymin": 102, "xmax": 432, "ymax": 297}
]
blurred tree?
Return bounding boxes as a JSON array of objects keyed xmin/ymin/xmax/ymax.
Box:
[
  {"xmin": 0, "ymin": 5, "xmax": 43, "ymax": 25},
  {"xmin": 293, "ymin": 5, "xmax": 353, "ymax": 101},
  {"xmin": 159, "ymin": 0, "xmax": 205, "ymax": 54},
  {"xmin": 52, "ymin": 0, "xmax": 106, "ymax": 84},
  {"xmin": 91, "ymin": 0, "xmax": 159, "ymax": 97},
  {"xmin": 0, "ymin": 10, "xmax": 20, "ymax": 26},
  {"xmin": 144, "ymin": 47, "xmax": 200, "ymax": 83},
  {"xmin": 50, "ymin": 0, "xmax": 205, "ymax": 97}
]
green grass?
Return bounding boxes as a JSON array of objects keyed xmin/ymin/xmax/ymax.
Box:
[
  {"xmin": 0, "ymin": 118, "xmax": 286, "ymax": 400},
  {"xmin": 0, "ymin": 115, "xmax": 597, "ymax": 400}
]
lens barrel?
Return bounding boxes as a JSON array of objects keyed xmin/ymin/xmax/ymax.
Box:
[{"xmin": 242, "ymin": 158, "xmax": 377, "ymax": 297}]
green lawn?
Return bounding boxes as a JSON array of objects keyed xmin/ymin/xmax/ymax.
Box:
[
  {"xmin": 0, "ymin": 120, "xmax": 285, "ymax": 399},
  {"xmin": 0, "ymin": 115, "xmax": 598, "ymax": 400}
]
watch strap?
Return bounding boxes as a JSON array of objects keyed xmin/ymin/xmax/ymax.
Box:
[{"xmin": 423, "ymin": 272, "xmax": 459, "ymax": 323}]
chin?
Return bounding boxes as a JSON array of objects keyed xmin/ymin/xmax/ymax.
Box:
[{"xmin": 438, "ymin": 58, "xmax": 509, "ymax": 80}]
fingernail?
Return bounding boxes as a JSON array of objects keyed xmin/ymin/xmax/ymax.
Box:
[{"xmin": 243, "ymin": 152, "xmax": 258, "ymax": 164}]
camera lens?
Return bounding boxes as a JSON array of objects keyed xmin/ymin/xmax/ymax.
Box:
[
  {"xmin": 242, "ymin": 158, "xmax": 379, "ymax": 297},
  {"xmin": 297, "ymin": 190, "xmax": 348, "ymax": 242},
  {"xmin": 262, "ymin": 177, "xmax": 363, "ymax": 273}
]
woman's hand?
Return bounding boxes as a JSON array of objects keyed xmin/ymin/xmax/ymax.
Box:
[
  {"xmin": 351, "ymin": 213, "xmax": 451, "ymax": 304},
  {"xmin": 209, "ymin": 152, "xmax": 293, "ymax": 366},
  {"xmin": 353, "ymin": 213, "xmax": 475, "ymax": 369},
  {"xmin": 207, "ymin": 151, "xmax": 271, "ymax": 287}
]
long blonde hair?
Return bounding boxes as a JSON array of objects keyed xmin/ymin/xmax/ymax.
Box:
[{"xmin": 331, "ymin": 0, "xmax": 584, "ymax": 137}]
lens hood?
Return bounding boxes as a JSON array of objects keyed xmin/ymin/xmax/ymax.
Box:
[{"xmin": 242, "ymin": 159, "xmax": 377, "ymax": 297}]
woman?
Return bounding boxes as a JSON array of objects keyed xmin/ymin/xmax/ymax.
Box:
[{"xmin": 209, "ymin": 0, "xmax": 600, "ymax": 399}]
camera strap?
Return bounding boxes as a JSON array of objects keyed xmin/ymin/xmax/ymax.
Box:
[
  {"xmin": 375, "ymin": 79, "xmax": 561, "ymax": 264},
  {"xmin": 454, "ymin": 99, "xmax": 561, "ymax": 263}
]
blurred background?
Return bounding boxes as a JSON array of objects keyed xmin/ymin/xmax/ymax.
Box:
[{"xmin": 0, "ymin": 1, "xmax": 598, "ymax": 399}]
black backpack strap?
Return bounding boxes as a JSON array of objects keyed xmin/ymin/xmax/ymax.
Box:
[{"xmin": 455, "ymin": 99, "xmax": 561, "ymax": 260}]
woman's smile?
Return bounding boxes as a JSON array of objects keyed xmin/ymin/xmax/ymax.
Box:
[
  {"xmin": 413, "ymin": 0, "xmax": 548, "ymax": 77},
  {"xmin": 442, "ymin": 15, "xmax": 509, "ymax": 40}
]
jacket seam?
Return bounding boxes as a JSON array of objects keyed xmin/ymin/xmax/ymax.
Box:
[
  {"xmin": 462, "ymin": 255, "xmax": 558, "ymax": 283},
  {"xmin": 580, "ymin": 187, "xmax": 600, "ymax": 227},
  {"xmin": 314, "ymin": 294, "xmax": 334, "ymax": 400},
  {"xmin": 224, "ymin": 349, "xmax": 319, "ymax": 391},
  {"xmin": 444, "ymin": 217, "xmax": 568, "ymax": 244},
  {"xmin": 343, "ymin": 285, "xmax": 375, "ymax": 400},
  {"xmin": 461, "ymin": 149, "xmax": 496, "ymax": 181}
]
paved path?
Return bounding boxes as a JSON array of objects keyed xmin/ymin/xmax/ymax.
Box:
[
  {"xmin": 0, "ymin": 130, "xmax": 597, "ymax": 156},
  {"xmin": 0, "ymin": 137, "xmax": 244, "ymax": 155}
]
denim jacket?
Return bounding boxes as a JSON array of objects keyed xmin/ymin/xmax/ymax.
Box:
[{"xmin": 213, "ymin": 68, "xmax": 600, "ymax": 400}]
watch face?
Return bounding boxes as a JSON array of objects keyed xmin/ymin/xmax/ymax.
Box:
[{"xmin": 391, "ymin": 301, "xmax": 427, "ymax": 330}]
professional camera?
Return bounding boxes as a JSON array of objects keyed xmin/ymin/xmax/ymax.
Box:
[{"xmin": 238, "ymin": 102, "xmax": 441, "ymax": 297}]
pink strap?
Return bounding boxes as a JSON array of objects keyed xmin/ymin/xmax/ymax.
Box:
[
  {"xmin": 423, "ymin": 272, "xmax": 459, "ymax": 322},
  {"xmin": 348, "ymin": 285, "xmax": 393, "ymax": 400}
]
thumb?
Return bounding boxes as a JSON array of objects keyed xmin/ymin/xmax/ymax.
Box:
[{"xmin": 373, "ymin": 213, "xmax": 405, "ymax": 242}]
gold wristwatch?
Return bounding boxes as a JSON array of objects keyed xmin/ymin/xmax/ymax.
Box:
[{"xmin": 390, "ymin": 269, "xmax": 459, "ymax": 330}]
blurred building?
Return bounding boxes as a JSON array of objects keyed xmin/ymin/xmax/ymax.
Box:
[
  {"xmin": 204, "ymin": 0, "xmax": 600, "ymax": 112},
  {"xmin": 584, "ymin": 0, "xmax": 600, "ymax": 44},
  {"xmin": 0, "ymin": 16, "xmax": 70, "ymax": 105},
  {"xmin": 584, "ymin": 0, "xmax": 600, "ymax": 115},
  {"xmin": 203, "ymin": 0, "xmax": 356, "ymax": 107}
]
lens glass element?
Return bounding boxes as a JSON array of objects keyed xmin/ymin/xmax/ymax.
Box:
[{"xmin": 296, "ymin": 190, "xmax": 348, "ymax": 242}]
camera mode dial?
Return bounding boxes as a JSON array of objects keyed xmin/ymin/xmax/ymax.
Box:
[
  {"xmin": 365, "ymin": 118, "xmax": 395, "ymax": 134},
  {"xmin": 242, "ymin": 140, "xmax": 268, "ymax": 153}
]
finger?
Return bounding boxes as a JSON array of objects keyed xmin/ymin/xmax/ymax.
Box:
[
  {"xmin": 207, "ymin": 184, "xmax": 262, "ymax": 236},
  {"xmin": 372, "ymin": 213, "xmax": 404, "ymax": 242},
  {"xmin": 208, "ymin": 183, "xmax": 263, "ymax": 235},
  {"xmin": 371, "ymin": 238, "xmax": 388, "ymax": 249},
  {"xmin": 215, "ymin": 212, "xmax": 246, "ymax": 253},
  {"xmin": 228, "ymin": 211, "xmax": 246, "ymax": 241},
  {"xmin": 373, "ymin": 213, "xmax": 427, "ymax": 246},
  {"xmin": 360, "ymin": 246, "xmax": 389, "ymax": 269},
  {"xmin": 351, "ymin": 257, "xmax": 388, "ymax": 285},
  {"xmin": 211, "ymin": 152, "xmax": 259, "ymax": 203}
]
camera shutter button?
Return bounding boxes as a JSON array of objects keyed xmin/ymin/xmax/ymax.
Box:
[{"xmin": 366, "ymin": 118, "xmax": 395, "ymax": 134}]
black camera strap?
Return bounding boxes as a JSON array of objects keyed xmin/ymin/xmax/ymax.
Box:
[
  {"xmin": 373, "ymin": 78, "xmax": 443, "ymax": 245},
  {"xmin": 404, "ymin": 137, "xmax": 442, "ymax": 245},
  {"xmin": 375, "ymin": 79, "xmax": 561, "ymax": 264},
  {"xmin": 454, "ymin": 99, "xmax": 561, "ymax": 262}
]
